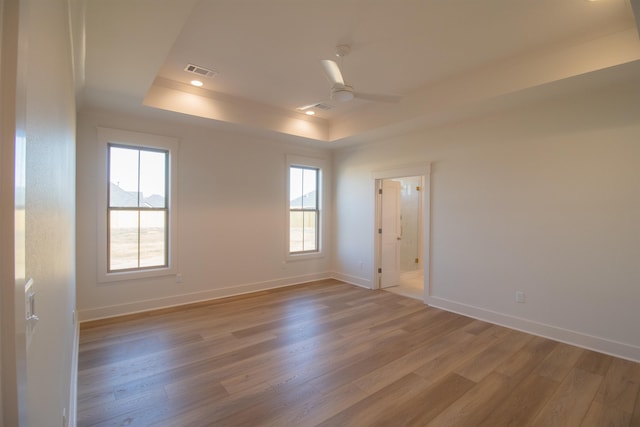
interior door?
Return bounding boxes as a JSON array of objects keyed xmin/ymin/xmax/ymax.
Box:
[{"xmin": 380, "ymin": 180, "xmax": 401, "ymax": 288}]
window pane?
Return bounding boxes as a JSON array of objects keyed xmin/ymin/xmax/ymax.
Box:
[
  {"xmin": 109, "ymin": 210, "xmax": 139, "ymax": 270},
  {"xmin": 289, "ymin": 211, "xmax": 304, "ymax": 252},
  {"xmin": 290, "ymin": 167, "xmax": 304, "ymax": 209},
  {"xmin": 139, "ymin": 210, "xmax": 166, "ymax": 268},
  {"xmin": 139, "ymin": 150, "xmax": 166, "ymax": 208},
  {"xmin": 303, "ymin": 211, "xmax": 317, "ymax": 251},
  {"xmin": 109, "ymin": 146, "xmax": 139, "ymax": 208},
  {"xmin": 302, "ymin": 168, "xmax": 317, "ymax": 209}
]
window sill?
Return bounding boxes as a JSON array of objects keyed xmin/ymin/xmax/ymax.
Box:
[
  {"xmin": 286, "ymin": 251, "xmax": 325, "ymax": 262},
  {"xmin": 98, "ymin": 266, "xmax": 177, "ymax": 284}
]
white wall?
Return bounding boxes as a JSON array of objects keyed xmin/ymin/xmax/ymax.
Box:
[
  {"xmin": 333, "ymin": 80, "xmax": 640, "ymax": 361},
  {"xmin": 21, "ymin": 0, "xmax": 77, "ymax": 425},
  {"xmin": 77, "ymin": 110, "xmax": 332, "ymax": 320}
]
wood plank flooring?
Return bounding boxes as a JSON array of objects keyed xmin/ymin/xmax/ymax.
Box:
[{"xmin": 77, "ymin": 279, "xmax": 640, "ymax": 426}]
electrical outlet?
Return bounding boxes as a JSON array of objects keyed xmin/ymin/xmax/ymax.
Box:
[
  {"xmin": 175, "ymin": 273, "xmax": 183, "ymax": 284},
  {"xmin": 515, "ymin": 291, "xmax": 525, "ymax": 303}
]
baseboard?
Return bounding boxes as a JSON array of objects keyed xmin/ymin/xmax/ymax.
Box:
[
  {"xmin": 68, "ymin": 310, "xmax": 79, "ymax": 427},
  {"xmin": 330, "ymin": 272, "xmax": 372, "ymax": 289},
  {"xmin": 426, "ymin": 296, "xmax": 640, "ymax": 363},
  {"xmin": 79, "ymin": 272, "xmax": 332, "ymax": 322}
]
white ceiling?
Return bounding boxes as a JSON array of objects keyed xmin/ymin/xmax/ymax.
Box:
[{"xmin": 76, "ymin": 0, "xmax": 640, "ymax": 145}]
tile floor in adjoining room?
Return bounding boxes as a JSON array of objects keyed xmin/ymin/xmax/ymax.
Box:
[{"xmin": 384, "ymin": 272, "xmax": 424, "ymax": 300}]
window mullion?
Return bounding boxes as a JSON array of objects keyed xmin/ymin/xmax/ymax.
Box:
[
  {"xmin": 137, "ymin": 149, "xmax": 141, "ymax": 269},
  {"xmin": 300, "ymin": 169, "xmax": 305, "ymax": 250}
]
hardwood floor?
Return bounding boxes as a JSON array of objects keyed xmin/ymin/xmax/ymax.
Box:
[{"xmin": 77, "ymin": 279, "xmax": 640, "ymax": 426}]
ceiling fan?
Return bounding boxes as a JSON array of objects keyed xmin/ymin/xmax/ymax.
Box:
[{"xmin": 298, "ymin": 45, "xmax": 402, "ymax": 113}]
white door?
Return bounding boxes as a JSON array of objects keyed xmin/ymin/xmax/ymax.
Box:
[{"xmin": 380, "ymin": 180, "xmax": 402, "ymax": 288}]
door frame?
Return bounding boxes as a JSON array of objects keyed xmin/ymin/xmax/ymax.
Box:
[
  {"xmin": 372, "ymin": 163, "xmax": 431, "ymax": 301},
  {"xmin": 1, "ymin": 0, "xmax": 30, "ymax": 424}
]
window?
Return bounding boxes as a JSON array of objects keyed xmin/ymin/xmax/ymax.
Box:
[
  {"xmin": 97, "ymin": 128, "xmax": 179, "ymax": 282},
  {"xmin": 108, "ymin": 145, "xmax": 168, "ymax": 271},
  {"xmin": 289, "ymin": 166, "xmax": 319, "ymax": 253},
  {"xmin": 286, "ymin": 155, "xmax": 327, "ymax": 258}
]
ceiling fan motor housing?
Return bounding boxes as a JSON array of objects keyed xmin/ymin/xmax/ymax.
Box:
[{"xmin": 331, "ymin": 85, "xmax": 354, "ymax": 102}]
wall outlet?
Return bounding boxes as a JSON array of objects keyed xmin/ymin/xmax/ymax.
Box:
[
  {"xmin": 175, "ymin": 273, "xmax": 183, "ymax": 284},
  {"xmin": 515, "ymin": 291, "xmax": 525, "ymax": 303}
]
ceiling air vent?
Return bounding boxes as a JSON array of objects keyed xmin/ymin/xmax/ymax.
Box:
[
  {"xmin": 184, "ymin": 64, "xmax": 218, "ymax": 78},
  {"xmin": 297, "ymin": 102, "xmax": 332, "ymax": 112}
]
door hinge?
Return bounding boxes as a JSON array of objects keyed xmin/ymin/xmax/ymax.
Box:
[
  {"xmin": 415, "ymin": 258, "xmax": 419, "ymax": 264},
  {"xmin": 378, "ymin": 188, "xmax": 382, "ymax": 195},
  {"xmin": 416, "ymin": 186, "xmax": 421, "ymax": 191},
  {"xmin": 378, "ymin": 228, "xmax": 382, "ymax": 234},
  {"xmin": 378, "ymin": 268, "xmax": 382, "ymax": 274}
]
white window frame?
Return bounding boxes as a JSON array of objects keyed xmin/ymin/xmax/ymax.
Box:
[
  {"xmin": 97, "ymin": 127, "xmax": 179, "ymax": 283},
  {"xmin": 286, "ymin": 155, "xmax": 327, "ymax": 261}
]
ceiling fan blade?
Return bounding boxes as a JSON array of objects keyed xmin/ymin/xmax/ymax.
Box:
[
  {"xmin": 353, "ymin": 91, "xmax": 403, "ymax": 103},
  {"xmin": 320, "ymin": 59, "xmax": 344, "ymax": 86}
]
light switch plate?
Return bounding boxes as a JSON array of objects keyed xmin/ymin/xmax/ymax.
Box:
[{"xmin": 25, "ymin": 278, "xmax": 38, "ymax": 346}]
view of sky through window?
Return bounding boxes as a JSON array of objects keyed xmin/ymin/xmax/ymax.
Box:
[{"xmin": 109, "ymin": 146, "xmax": 166, "ymax": 206}]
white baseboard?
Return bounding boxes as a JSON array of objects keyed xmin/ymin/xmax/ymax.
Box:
[
  {"xmin": 330, "ymin": 272, "xmax": 372, "ymax": 289},
  {"xmin": 79, "ymin": 272, "xmax": 332, "ymax": 322},
  {"xmin": 426, "ymin": 296, "xmax": 640, "ymax": 363}
]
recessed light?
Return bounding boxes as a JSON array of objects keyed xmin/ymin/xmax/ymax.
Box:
[
  {"xmin": 190, "ymin": 80, "xmax": 204, "ymax": 87},
  {"xmin": 305, "ymin": 110, "xmax": 315, "ymax": 116}
]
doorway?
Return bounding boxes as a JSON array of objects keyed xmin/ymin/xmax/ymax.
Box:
[{"xmin": 373, "ymin": 164, "xmax": 430, "ymax": 302}]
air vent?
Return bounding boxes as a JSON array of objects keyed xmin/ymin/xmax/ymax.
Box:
[
  {"xmin": 297, "ymin": 102, "xmax": 332, "ymax": 112},
  {"xmin": 184, "ymin": 64, "xmax": 218, "ymax": 78}
]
